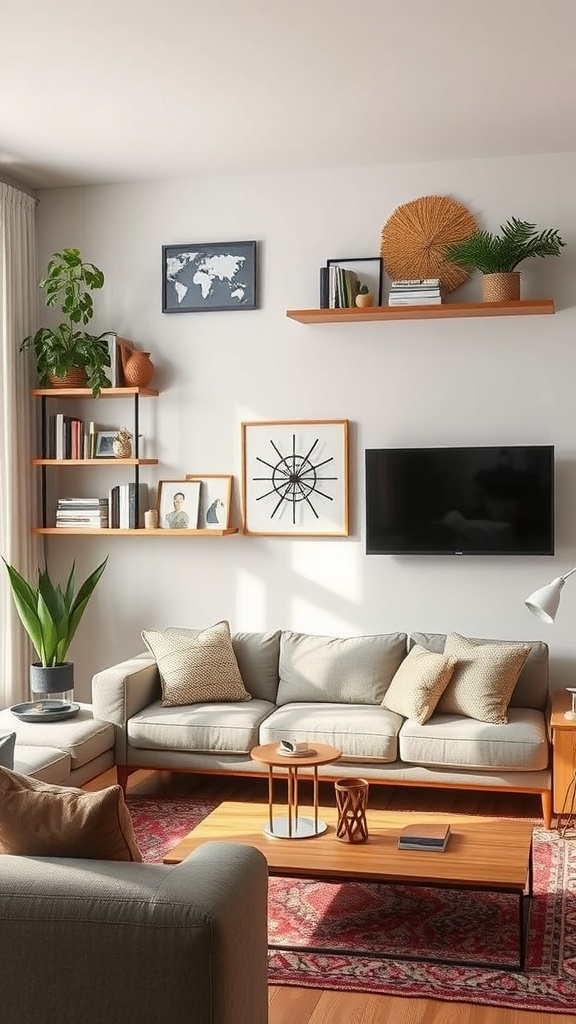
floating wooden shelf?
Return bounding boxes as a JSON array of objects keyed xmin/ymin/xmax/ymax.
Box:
[
  {"xmin": 286, "ymin": 299, "xmax": 555, "ymax": 324},
  {"xmin": 32, "ymin": 458, "xmax": 158, "ymax": 466},
  {"xmin": 31, "ymin": 386, "xmax": 159, "ymax": 398},
  {"xmin": 32, "ymin": 527, "xmax": 240, "ymax": 536}
]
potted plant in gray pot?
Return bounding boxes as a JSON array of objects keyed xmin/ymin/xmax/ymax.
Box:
[
  {"xmin": 443, "ymin": 217, "xmax": 565, "ymax": 302},
  {"xmin": 2, "ymin": 556, "xmax": 108, "ymax": 705},
  {"xmin": 21, "ymin": 247, "xmax": 114, "ymax": 397}
]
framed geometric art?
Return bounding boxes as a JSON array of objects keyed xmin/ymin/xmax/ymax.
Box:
[
  {"xmin": 162, "ymin": 240, "xmax": 258, "ymax": 313},
  {"xmin": 185, "ymin": 474, "xmax": 233, "ymax": 529},
  {"xmin": 241, "ymin": 420, "xmax": 349, "ymax": 536}
]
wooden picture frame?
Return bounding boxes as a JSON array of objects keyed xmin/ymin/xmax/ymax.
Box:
[
  {"xmin": 162, "ymin": 240, "xmax": 258, "ymax": 313},
  {"xmin": 156, "ymin": 479, "xmax": 201, "ymax": 530},
  {"xmin": 241, "ymin": 420, "xmax": 349, "ymax": 536},
  {"xmin": 185, "ymin": 474, "xmax": 233, "ymax": 529}
]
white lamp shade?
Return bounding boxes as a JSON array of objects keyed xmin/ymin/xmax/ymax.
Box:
[{"xmin": 525, "ymin": 576, "xmax": 566, "ymax": 623}]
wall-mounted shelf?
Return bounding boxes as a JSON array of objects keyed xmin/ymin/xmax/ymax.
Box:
[
  {"xmin": 32, "ymin": 458, "xmax": 158, "ymax": 467},
  {"xmin": 32, "ymin": 528, "xmax": 239, "ymax": 536},
  {"xmin": 286, "ymin": 299, "xmax": 555, "ymax": 324},
  {"xmin": 31, "ymin": 386, "xmax": 159, "ymax": 398}
]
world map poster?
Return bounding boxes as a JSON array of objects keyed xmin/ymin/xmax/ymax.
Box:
[{"xmin": 162, "ymin": 240, "xmax": 257, "ymax": 312}]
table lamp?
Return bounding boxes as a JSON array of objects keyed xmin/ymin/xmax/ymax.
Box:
[{"xmin": 525, "ymin": 565, "xmax": 576, "ymax": 719}]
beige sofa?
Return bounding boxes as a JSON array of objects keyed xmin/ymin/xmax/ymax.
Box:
[
  {"xmin": 0, "ymin": 842, "xmax": 268, "ymax": 1024},
  {"xmin": 92, "ymin": 628, "xmax": 552, "ymax": 827},
  {"xmin": 0, "ymin": 703, "xmax": 115, "ymax": 785}
]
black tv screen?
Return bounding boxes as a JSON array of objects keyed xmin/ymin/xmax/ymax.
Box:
[{"xmin": 365, "ymin": 445, "xmax": 555, "ymax": 555}]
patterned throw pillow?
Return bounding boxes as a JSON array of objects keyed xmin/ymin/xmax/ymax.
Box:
[
  {"xmin": 142, "ymin": 619, "xmax": 252, "ymax": 707},
  {"xmin": 0, "ymin": 767, "xmax": 142, "ymax": 860},
  {"xmin": 436, "ymin": 632, "xmax": 531, "ymax": 724},
  {"xmin": 0, "ymin": 731, "xmax": 16, "ymax": 769},
  {"xmin": 381, "ymin": 645, "xmax": 457, "ymax": 724}
]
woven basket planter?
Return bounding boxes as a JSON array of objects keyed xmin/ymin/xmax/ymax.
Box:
[
  {"xmin": 49, "ymin": 367, "xmax": 88, "ymax": 388},
  {"xmin": 481, "ymin": 272, "xmax": 521, "ymax": 302}
]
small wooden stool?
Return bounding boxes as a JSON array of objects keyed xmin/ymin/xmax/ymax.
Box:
[{"xmin": 335, "ymin": 778, "xmax": 369, "ymax": 843}]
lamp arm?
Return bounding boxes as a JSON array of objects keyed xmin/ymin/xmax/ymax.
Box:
[{"xmin": 562, "ymin": 566, "xmax": 576, "ymax": 582}]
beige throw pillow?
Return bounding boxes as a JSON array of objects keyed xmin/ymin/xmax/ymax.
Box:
[
  {"xmin": 142, "ymin": 619, "xmax": 252, "ymax": 707},
  {"xmin": 0, "ymin": 767, "xmax": 142, "ymax": 860},
  {"xmin": 436, "ymin": 632, "xmax": 531, "ymax": 724},
  {"xmin": 381, "ymin": 645, "xmax": 457, "ymax": 724}
]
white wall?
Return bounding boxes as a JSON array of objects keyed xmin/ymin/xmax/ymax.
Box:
[{"xmin": 35, "ymin": 151, "xmax": 576, "ymax": 700}]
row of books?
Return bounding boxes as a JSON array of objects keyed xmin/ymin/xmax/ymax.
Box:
[
  {"xmin": 48, "ymin": 416, "xmax": 98, "ymax": 460},
  {"xmin": 388, "ymin": 278, "xmax": 442, "ymax": 306},
  {"xmin": 319, "ymin": 265, "xmax": 361, "ymax": 308},
  {"xmin": 55, "ymin": 484, "xmax": 148, "ymax": 529}
]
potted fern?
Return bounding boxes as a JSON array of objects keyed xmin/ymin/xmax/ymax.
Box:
[
  {"xmin": 2, "ymin": 556, "xmax": 108, "ymax": 702},
  {"xmin": 21, "ymin": 248, "xmax": 114, "ymax": 397},
  {"xmin": 443, "ymin": 218, "xmax": 565, "ymax": 302}
]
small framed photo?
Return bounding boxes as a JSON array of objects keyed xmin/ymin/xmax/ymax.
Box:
[
  {"xmin": 324, "ymin": 256, "xmax": 383, "ymax": 307},
  {"xmin": 95, "ymin": 430, "xmax": 118, "ymax": 457},
  {"xmin": 241, "ymin": 420, "xmax": 349, "ymax": 536},
  {"xmin": 156, "ymin": 479, "xmax": 201, "ymax": 530},
  {"xmin": 162, "ymin": 240, "xmax": 258, "ymax": 313},
  {"xmin": 185, "ymin": 474, "xmax": 233, "ymax": 529}
]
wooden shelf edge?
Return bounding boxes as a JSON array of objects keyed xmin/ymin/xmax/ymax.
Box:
[
  {"xmin": 286, "ymin": 299, "xmax": 555, "ymax": 323},
  {"xmin": 31, "ymin": 458, "xmax": 159, "ymax": 466},
  {"xmin": 31, "ymin": 386, "xmax": 159, "ymax": 397},
  {"xmin": 32, "ymin": 527, "xmax": 240, "ymax": 536}
]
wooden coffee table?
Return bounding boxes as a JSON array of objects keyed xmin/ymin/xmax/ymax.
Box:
[
  {"xmin": 164, "ymin": 801, "xmax": 534, "ymax": 970},
  {"xmin": 250, "ymin": 742, "xmax": 341, "ymax": 839}
]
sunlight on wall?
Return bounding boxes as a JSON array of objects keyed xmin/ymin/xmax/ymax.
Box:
[
  {"xmin": 235, "ymin": 568, "xmax": 269, "ymax": 631},
  {"xmin": 290, "ymin": 541, "xmax": 361, "ymax": 635}
]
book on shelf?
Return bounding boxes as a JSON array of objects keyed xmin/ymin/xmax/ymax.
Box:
[
  {"xmin": 107, "ymin": 334, "xmax": 126, "ymax": 388},
  {"xmin": 55, "ymin": 497, "xmax": 109, "ymax": 529},
  {"xmin": 108, "ymin": 482, "xmax": 148, "ymax": 529},
  {"xmin": 397, "ymin": 822, "xmax": 451, "ymax": 851},
  {"xmin": 388, "ymin": 295, "xmax": 442, "ymax": 306},
  {"xmin": 328, "ymin": 265, "xmax": 360, "ymax": 308},
  {"xmin": 389, "ymin": 278, "xmax": 440, "ymax": 288}
]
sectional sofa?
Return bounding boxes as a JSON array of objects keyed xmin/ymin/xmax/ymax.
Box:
[{"xmin": 91, "ymin": 623, "xmax": 552, "ymax": 827}]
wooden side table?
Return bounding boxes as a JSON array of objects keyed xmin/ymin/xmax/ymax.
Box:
[
  {"xmin": 550, "ymin": 690, "xmax": 576, "ymax": 824},
  {"xmin": 250, "ymin": 742, "xmax": 341, "ymax": 839}
]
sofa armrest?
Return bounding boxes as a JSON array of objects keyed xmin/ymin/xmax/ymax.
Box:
[
  {"xmin": 0, "ymin": 842, "xmax": 269, "ymax": 1024},
  {"xmin": 91, "ymin": 652, "xmax": 160, "ymax": 763}
]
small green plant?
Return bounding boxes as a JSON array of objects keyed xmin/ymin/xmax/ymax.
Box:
[
  {"xmin": 358, "ymin": 283, "xmax": 370, "ymax": 295},
  {"xmin": 21, "ymin": 248, "xmax": 113, "ymax": 396},
  {"xmin": 444, "ymin": 218, "xmax": 565, "ymax": 274},
  {"xmin": 2, "ymin": 557, "xmax": 108, "ymax": 666}
]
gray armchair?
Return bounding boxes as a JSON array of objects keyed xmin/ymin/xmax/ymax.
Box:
[{"xmin": 0, "ymin": 841, "xmax": 269, "ymax": 1024}]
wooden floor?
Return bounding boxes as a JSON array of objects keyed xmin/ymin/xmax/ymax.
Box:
[{"xmin": 86, "ymin": 768, "xmax": 567, "ymax": 1024}]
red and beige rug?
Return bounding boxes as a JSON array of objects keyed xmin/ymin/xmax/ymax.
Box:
[{"xmin": 128, "ymin": 794, "xmax": 576, "ymax": 1013}]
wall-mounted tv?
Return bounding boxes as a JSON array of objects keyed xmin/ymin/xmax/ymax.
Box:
[{"xmin": 365, "ymin": 445, "xmax": 555, "ymax": 555}]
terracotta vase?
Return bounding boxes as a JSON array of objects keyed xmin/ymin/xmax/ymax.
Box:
[
  {"xmin": 118, "ymin": 343, "xmax": 155, "ymax": 387},
  {"xmin": 49, "ymin": 367, "xmax": 88, "ymax": 388},
  {"xmin": 355, "ymin": 293, "xmax": 374, "ymax": 308}
]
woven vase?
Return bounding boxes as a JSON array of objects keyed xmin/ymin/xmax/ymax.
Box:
[
  {"xmin": 482, "ymin": 272, "xmax": 520, "ymax": 302},
  {"xmin": 49, "ymin": 367, "xmax": 88, "ymax": 388},
  {"xmin": 335, "ymin": 778, "xmax": 369, "ymax": 843}
]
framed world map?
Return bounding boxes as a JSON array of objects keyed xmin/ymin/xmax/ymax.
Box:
[{"xmin": 162, "ymin": 240, "xmax": 258, "ymax": 312}]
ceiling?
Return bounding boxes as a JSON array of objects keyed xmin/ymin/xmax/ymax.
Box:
[{"xmin": 2, "ymin": 0, "xmax": 576, "ymax": 191}]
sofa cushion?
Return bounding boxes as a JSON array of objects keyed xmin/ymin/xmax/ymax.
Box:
[
  {"xmin": 410, "ymin": 632, "xmax": 548, "ymax": 710},
  {"xmin": 399, "ymin": 708, "xmax": 549, "ymax": 771},
  {"xmin": 259, "ymin": 703, "xmax": 403, "ymax": 762},
  {"xmin": 435, "ymin": 633, "xmax": 531, "ymax": 724},
  {"xmin": 382, "ymin": 645, "xmax": 457, "ymax": 724},
  {"xmin": 0, "ymin": 705, "xmax": 115, "ymax": 770},
  {"xmin": 142, "ymin": 620, "xmax": 252, "ymax": 707},
  {"xmin": 128, "ymin": 698, "xmax": 276, "ymax": 753},
  {"xmin": 0, "ymin": 732, "xmax": 16, "ymax": 769},
  {"xmin": 276, "ymin": 630, "xmax": 407, "ymax": 706},
  {"xmin": 0, "ymin": 767, "xmax": 142, "ymax": 860},
  {"xmin": 166, "ymin": 628, "xmax": 281, "ymax": 703}
]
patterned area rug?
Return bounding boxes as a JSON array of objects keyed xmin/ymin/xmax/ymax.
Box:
[{"xmin": 128, "ymin": 794, "xmax": 576, "ymax": 1013}]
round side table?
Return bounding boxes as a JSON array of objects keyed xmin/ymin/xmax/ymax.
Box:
[{"xmin": 250, "ymin": 742, "xmax": 341, "ymax": 839}]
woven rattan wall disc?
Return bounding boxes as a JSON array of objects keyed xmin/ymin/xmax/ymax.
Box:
[{"xmin": 381, "ymin": 195, "xmax": 478, "ymax": 293}]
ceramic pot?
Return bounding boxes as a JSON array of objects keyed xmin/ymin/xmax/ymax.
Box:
[
  {"xmin": 30, "ymin": 661, "xmax": 74, "ymax": 703},
  {"xmin": 119, "ymin": 343, "xmax": 155, "ymax": 387},
  {"xmin": 482, "ymin": 272, "xmax": 521, "ymax": 302},
  {"xmin": 355, "ymin": 293, "xmax": 374, "ymax": 308}
]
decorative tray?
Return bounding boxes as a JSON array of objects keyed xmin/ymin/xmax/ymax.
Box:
[{"xmin": 10, "ymin": 701, "xmax": 81, "ymax": 723}]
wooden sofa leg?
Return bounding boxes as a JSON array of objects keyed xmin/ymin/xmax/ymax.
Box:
[
  {"xmin": 541, "ymin": 790, "xmax": 552, "ymax": 830},
  {"xmin": 116, "ymin": 766, "xmax": 131, "ymax": 794}
]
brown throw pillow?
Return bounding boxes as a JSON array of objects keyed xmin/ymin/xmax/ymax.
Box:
[
  {"xmin": 142, "ymin": 619, "xmax": 252, "ymax": 707},
  {"xmin": 382, "ymin": 645, "xmax": 457, "ymax": 724},
  {"xmin": 0, "ymin": 766, "xmax": 142, "ymax": 860},
  {"xmin": 436, "ymin": 632, "xmax": 531, "ymax": 724}
]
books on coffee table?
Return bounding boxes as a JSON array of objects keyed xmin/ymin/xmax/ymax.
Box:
[{"xmin": 398, "ymin": 823, "xmax": 451, "ymax": 852}]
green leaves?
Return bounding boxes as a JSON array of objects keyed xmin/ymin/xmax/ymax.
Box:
[
  {"xmin": 444, "ymin": 218, "xmax": 566, "ymax": 274},
  {"xmin": 2, "ymin": 557, "xmax": 108, "ymax": 666}
]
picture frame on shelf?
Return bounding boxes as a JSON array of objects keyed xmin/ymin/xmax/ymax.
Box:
[
  {"xmin": 184, "ymin": 474, "xmax": 233, "ymax": 529},
  {"xmin": 157, "ymin": 480, "xmax": 201, "ymax": 530},
  {"xmin": 94, "ymin": 430, "xmax": 118, "ymax": 457},
  {"xmin": 241, "ymin": 420, "xmax": 349, "ymax": 537},
  {"xmin": 323, "ymin": 256, "xmax": 383, "ymax": 308},
  {"xmin": 162, "ymin": 240, "xmax": 258, "ymax": 313}
]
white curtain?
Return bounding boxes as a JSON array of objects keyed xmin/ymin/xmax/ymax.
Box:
[{"xmin": 0, "ymin": 182, "xmax": 44, "ymax": 707}]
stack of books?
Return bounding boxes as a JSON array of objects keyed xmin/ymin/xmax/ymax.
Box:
[
  {"xmin": 320, "ymin": 265, "xmax": 360, "ymax": 308},
  {"xmin": 388, "ymin": 278, "xmax": 442, "ymax": 306},
  {"xmin": 56, "ymin": 497, "xmax": 109, "ymax": 529},
  {"xmin": 108, "ymin": 482, "xmax": 148, "ymax": 529},
  {"xmin": 397, "ymin": 822, "xmax": 451, "ymax": 852}
]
